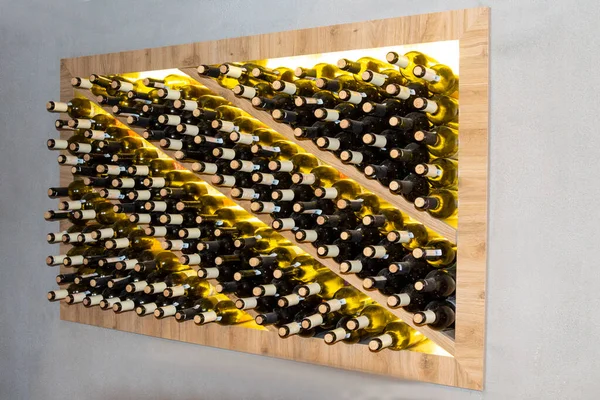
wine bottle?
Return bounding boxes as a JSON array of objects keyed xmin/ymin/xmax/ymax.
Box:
[
  {"xmin": 268, "ymin": 153, "xmax": 320, "ymax": 175},
  {"xmin": 314, "ymin": 179, "xmax": 362, "ymax": 202},
  {"xmin": 413, "ymin": 126, "xmax": 458, "ymax": 159},
  {"xmin": 194, "ymin": 300, "xmax": 252, "ymax": 325},
  {"xmin": 271, "ymin": 185, "xmax": 314, "ymax": 203},
  {"xmin": 317, "ymin": 239, "xmax": 358, "ymax": 263},
  {"xmin": 46, "ymin": 98, "xmax": 99, "ymax": 118},
  {"xmin": 316, "ymin": 133, "xmax": 358, "ymax": 158},
  {"xmin": 389, "ymin": 142, "xmax": 430, "ymax": 166},
  {"xmin": 219, "ymin": 62, "xmax": 265, "ymax": 84},
  {"xmin": 154, "ymin": 296, "xmax": 196, "ymax": 319},
  {"xmin": 345, "ymin": 304, "xmax": 396, "ymax": 334},
  {"xmin": 337, "ymin": 57, "xmax": 390, "ymax": 77},
  {"xmin": 339, "ymin": 256, "xmax": 387, "ymax": 279},
  {"xmin": 413, "ymin": 64, "xmax": 458, "ymax": 96},
  {"xmin": 250, "ymin": 200, "xmax": 294, "ymax": 218},
  {"xmin": 251, "ymin": 140, "xmax": 303, "ymax": 161},
  {"xmin": 235, "ymin": 296, "xmax": 279, "ymax": 312},
  {"xmin": 363, "ymin": 160, "xmax": 409, "ymax": 187},
  {"xmin": 47, "ymin": 180, "xmax": 93, "ymax": 200},
  {"xmin": 316, "ymin": 209, "xmax": 359, "ymax": 230},
  {"xmin": 232, "ymin": 82, "xmax": 274, "ymax": 99},
  {"xmin": 294, "ymin": 92, "xmax": 338, "ymax": 109},
  {"xmin": 368, "ymin": 321, "xmax": 425, "ymax": 352},
  {"xmin": 414, "ymin": 189, "xmax": 458, "ymax": 219},
  {"xmin": 271, "ymin": 108, "xmax": 316, "ymax": 128},
  {"xmin": 251, "ymin": 93, "xmax": 295, "ymax": 111},
  {"xmin": 255, "ymin": 306, "xmax": 298, "ymax": 327},
  {"xmin": 318, "ymin": 286, "xmax": 371, "ymax": 314},
  {"xmin": 295, "ymin": 63, "xmax": 345, "ymax": 80},
  {"xmin": 339, "ymin": 224, "xmax": 383, "ymax": 246},
  {"xmin": 362, "ymin": 98, "xmax": 407, "ymax": 118},
  {"xmin": 143, "ymin": 269, "xmax": 196, "ymax": 295},
  {"xmin": 361, "ymin": 69, "xmax": 406, "ymax": 88},
  {"xmin": 295, "ymin": 226, "xmax": 339, "ymax": 248},
  {"xmin": 414, "ymin": 267, "xmax": 456, "ymax": 297},
  {"xmin": 338, "ymin": 87, "xmax": 382, "ymax": 105},
  {"xmin": 414, "ymin": 158, "xmax": 458, "ymax": 189},
  {"xmin": 272, "ymin": 79, "xmax": 317, "ymax": 96},
  {"xmin": 135, "ymin": 294, "xmax": 171, "ymax": 316},
  {"xmin": 313, "ymin": 103, "xmax": 360, "ymax": 122},
  {"xmin": 291, "ymin": 165, "xmax": 341, "ymax": 189},
  {"xmin": 362, "ymin": 269, "xmax": 404, "ymax": 295},
  {"xmin": 215, "ymin": 280, "xmax": 255, "ymax": 298},
  {"xmin": 197, "ymin": 64, "xmax": 238, "ymax": 89},
  {"xmin": 385, "ymin": 222, "xmax": 430, "ymax": 250},
  {"xmin": 388, "ymin": 173, "xmax": 430, "ymax": 202},
  {"xmin": 363, "ymin": 239, "xmax": 407, "ymax": 261},
  {"xmin": 413, "ymin": 297, "xmax": 456, "ymax": 330},
  {"xmin": 412, "ymin": 238, "xmax": 456, "ymax": 267},
  {"xmin": 386, "ymin": 50, "xmax": 437, "ymax": 81},
  {"xmin": 157, "ymin": 84, "xmax": 212, "ymax": 101},
  {"xmin": 413, "ymin": 95, "xmax": 458, "ymax": 125}
]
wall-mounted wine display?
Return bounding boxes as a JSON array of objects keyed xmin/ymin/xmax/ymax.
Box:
[{"xmin": 47, "ymin": 6, "xmax": 488, "ymax": 389}]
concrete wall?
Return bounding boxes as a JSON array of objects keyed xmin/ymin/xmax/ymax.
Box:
[{"xmin": 1, "ymin": 1, "xmax": 598, "ymax": 399}]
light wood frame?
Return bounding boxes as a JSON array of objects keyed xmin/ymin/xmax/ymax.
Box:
[{"xmin": 56, "ymin": 7, "xmax": 489, "ymax": 389}]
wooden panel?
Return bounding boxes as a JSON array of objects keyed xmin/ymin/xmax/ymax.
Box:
[
  {"xmin": 180, "ymin": 67, "xmax": 458, "ymax": 242},
  {"xmin": 55, "ymin": 7, "xmax": 489, "ymax": 389},
  {"xmin": 453, "ymin": 8, "xmax": 489, "ymax": 390},
  {"xmin": 61, "ymin": 304, "xmax": 475, "ymax": 388},
  {"xmin": 63, "ymin": 9, "xmax": 483, "ymax": 76}
]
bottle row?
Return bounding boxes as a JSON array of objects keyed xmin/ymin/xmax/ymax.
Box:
[
  {"xmin": 57, "ymin": 52, "xmax": 459, "ymax": 218},
  {"xmin": 50, "ymin": 91, "xmax": 458, "ymax": 221},
  {"xmin": 46, "ymin": 188, "xmax": 453, "ymax": 348},
  {"xmin": 45, "ymin": 68, "xmax": 458, "ymax": 347},
  {"xmin": 46, "ymin": 176, "xmax": 457, "ymax": 323}
]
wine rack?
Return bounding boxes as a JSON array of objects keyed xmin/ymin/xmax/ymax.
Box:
[{"xmin": 49, "ymin": 7, "xmax": 488, "ymax": 390}]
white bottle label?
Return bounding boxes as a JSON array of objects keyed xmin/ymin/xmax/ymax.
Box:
[
  {"xmin": 180, "ymin": 100, "xmax": 197, "ymax": 111},
  {"xmin": 345, "ymin": 90, "xmax": 366, "ymax": 105},
  {"xmin": 238, "ymin": 85, "xmax": 257, "ymax": 99},
  {"xmin": 110, "ymin": 238, "xmax": 130, "ymax": 249},
  {"xmin": 369, "ymin": 134, "xmax": 387, "ymax": 148},
  {"xmin": 74, "ymin": 143, "xmax": 92, "ymax": 154},
  {"xmin": 324, "ymin": 137, "xmax": 341, "ymax": 151},
  {"xmin": 217, "ymin": 120, "xmax": 236, "ymax": 133},
  {"xmin": 181, "ymin": 124, "xmax": 200, "ymax": 136},
  {"xmin": 74, "ymin": 119, "xmax": 93, "ymax": 129},
  {"xmin": 280, "ymin": 82, "xmax": 297, "ymax": 95},
  {"xmin": 185, "ymin": 254, "xmax": 201, "ymax": 265},
  {"xmin": 225, "ymin": 65, "xmax": 244, "ymax": 79},
  {"xmin": 365, "ymin": 71, "xmax": 388, "ymax": 87},
  {"xmin": 322, "ymin": 109, "xmax": 340, "ymax": 122},
  {"xmin": 117, "ymin": 178, "xmax": 136, "ymax": 188},
  {"xmin": 132, "ymin": 166, "xmax": 150, "ymax": 176},
  {"xmin": 78, "ymin": 210, "xmax": 97, "ymax": 220},
  {"xmin": 422, "ymin": 99, "xmax": 439, "ymax": 114}
]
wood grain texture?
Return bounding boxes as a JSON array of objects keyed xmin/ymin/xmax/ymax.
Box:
[
  {"xmin": 56, "ymin": 7, "xmax": 489, "ymax": 389},
  {"xmin": 61, "ymin": 303, "xmax": 474, "ymax": 388},
  {"xmin": 179, "ymin": 67, "xmax": 458, "ymax": 242},
  {"xmin": 453, "ymin": 8, "xmax": 489, "ymax": 390}
]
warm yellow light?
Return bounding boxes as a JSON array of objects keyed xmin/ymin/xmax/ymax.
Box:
[
  {"xmin": 264, "ymin": 41, "xmax": 459, "ymax": 75},
  {"xmin": 120, "ymin": 68, "xmax": 187, "ymax": 81}
]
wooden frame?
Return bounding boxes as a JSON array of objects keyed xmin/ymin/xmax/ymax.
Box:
[{"xmin": 57, "ymin": 7, "xmax": 489, "ymax": 389}]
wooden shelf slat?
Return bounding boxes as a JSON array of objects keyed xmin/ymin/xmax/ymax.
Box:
[
  {"xmin": 179, "ymin": 68, "xmax": 458, "ymax": 243},
  {"xmin": 74, "ymin": 85, "xmax": 456, "ymax": 356}
]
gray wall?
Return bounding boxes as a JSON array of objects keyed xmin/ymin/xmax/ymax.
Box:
[{"xmin": 1, "ymin": 0, "xmax": 598, "ymax": 399}]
